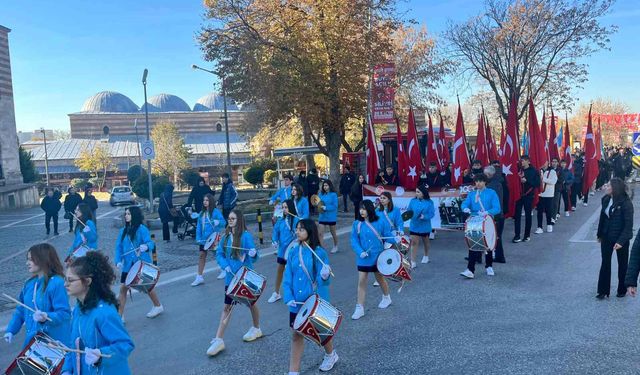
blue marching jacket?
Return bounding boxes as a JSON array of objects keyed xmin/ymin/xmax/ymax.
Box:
[
  {"xmin": 461, "ymin": 188, "xmax": 501, "ymax": 217},
  {"xmin": 6, "ymin": 275, "xmax": 71, "ymax": 348},
  {"xmin": 350, "ymin": 219, "xmax": 396, "ymax": 267},
  {"xmin": 318, "ymin": 192, "xmax": 338, "ymax": 223},
  {"xmin": 216, "ymin": 231, "xmax": 259, "ymax": 286},
  {"xmin": 408, "ymin": 198, "xmax": 435, "ymax": 234},
  {"xmin": 114, "ymin": 225, "xmax": 155, "ymax": 273},
  {"xmin": 68, "ymin": 219, "xmax": 98, "ymax": 255},
  {"xmin": 195, "ymin": 209, "xmax": 226, "ymax": 246},
  {"xmin": 62, "ymin": 300, "xmax": 134, "ymax": 375},
  {"xmin": 378, "ymin": 206, "xmax": 404, "ymax": 231},
  {"xmin": 282, "ymin": 243, "xmax": 330, "ymax": 314},
  {"xmin": 270, "ymin": 186, "xmax": 292, "ymax": 204},
  {"xmin": 272, "ymin": 217, "xmax": 298, "ymax": 259},
  {"xmin": 295, "ymin": 197, "xmax": 310, "ymax": 220}
]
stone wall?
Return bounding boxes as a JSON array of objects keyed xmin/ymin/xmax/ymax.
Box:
[{"xmin": 0, "ymin": 184, "xmax": 39, "ymax": 209}]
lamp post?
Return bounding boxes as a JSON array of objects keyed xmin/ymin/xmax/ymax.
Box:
[
  {"xmin": 40, "ymin": 128, "xmax": 49, "ymax": 186},
  {"xmin": 142, "ymin": 69, "xmax": 154, "ymax": 212},
  {"xmin": 134, "ymin": 118, "xmax": 142, "ymax": 167},
  {"xmin": 191, "ymin": 64, "xmax": 233, "ymax": 178}
]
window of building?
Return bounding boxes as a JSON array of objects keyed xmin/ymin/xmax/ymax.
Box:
[{"xmin": 216, "ymin": 123, "xmax": 222, "ymax": 132}]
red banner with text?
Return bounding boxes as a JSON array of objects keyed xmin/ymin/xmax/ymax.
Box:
[{"xmin": 372, "ymin": 63, "xmax": 396, "ymax": 124}]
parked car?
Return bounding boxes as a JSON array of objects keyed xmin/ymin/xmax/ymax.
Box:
[{"xmin": 109, "ymin": 186, "xmax": 136, "ymax": 206}]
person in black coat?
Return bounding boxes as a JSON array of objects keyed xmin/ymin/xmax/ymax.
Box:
[
  {"xmin": 596, "ymin": 178, "xmax": 634, "ymax": 299},
  {"xmin": 63, "ymin": 186, "xmax": 83, "ymax": 232},
  {"xmin": 350, "ymin": 174, "xmax": 365, "ymax": 220},
  {"xmin": 625, "ymin": 228, "xmax": 640, "ymax": 297},
  {"xmin": 485, "ymin": 165, "xmax": 506, "ymax": 263},
  {"xmin": 186, "ymin": 176, "xmax": 214, "ymax": 213},
  {"xmin": 339, "ymin": 166, "xmax": 356, "ymax": 212},
  {"xmin": 307, "ymin": 168, "xmax": 320, "ymax": 215},
  {"xmin": 571, "ymin": 154, "xmax": 587, "ymax": 207},
  {"xmin": 40, "ymin": 187, "xmax": 62, "ymax": 235},
  {"xmin": 159, "ymin": 184, "xmax": 179, "ymax": 242},
  {"xmin": 83, "ymin": 184, "xmax": 99, "ymax": 224}
]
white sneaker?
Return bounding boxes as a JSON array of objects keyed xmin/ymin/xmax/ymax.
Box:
[
  {"xmin": 191, "ymin": 275, "xmax": 204, "ymax": 287},
  {"xmin": 242, "ymin": 327, "xmax": 263, "ymax": 342},
  {"xmin": 555, "ymin": 214, "xmax": 560, "ymax": 220},
  {"xmin": 551, "ymin": 218, "xmax": 556, "ymax": 224},
  {"xmin": 330, "ymin": 246, "xmax": 338, "ymax": 254},
  {"xmin": 373, "ymin": 280, "xmax": 380, "ymax": 287},
  {"xmin": 565, "ymin": 211, "xmax": 570, "ymax": 217},
  {"xmin": 460, "ymin": 269, "xmax": 474, "ymax": 279},
  {"xmin": 351, "ymin": 304, "xmax": 364, "ymax": 320},
  {"xmin": 547, "ymin": 225, "xmax": 553, "ymax": 233},
  {"xmin": 410, "ymin": 261, "xmax": 417, "ymax": 269},
  {"xmin": 421, "ymin": 256, "xmax": 430, "ymax": 264},
  {"xmin": 319, "ymin": 351, "xmax": 339, "ymax": 372},
  {"xmin": 267, "ymin": 292, "xmax": 281, "ymax": 303},
  {"xmin": 217, "ymin": 270, "xmax": 227, "ymax": 280},
  {"xmin": 146, "ymin": 305, "xmax": 164, "ymax": 318},
  {"xmin": 378, "ymin": 295, "xmax": 392, "ymax": 309},
  {"xmin": 429, "ymin": 232, "xmax": 435, "ymax": 240},
  {"xmin": 583, "ymin": 202, "xmax": 588, "ymax": 207},
  {"xmin": 589, "ymin": 191, "xmax": 595, "ymax": 196},
  {"xmin": 206, "ymin": 338, "xmax": 225, "ymax": 356},
  {"xmin": 535, "ymin": 227, "xmax": 544, "ymax": 234},
  {"xmin": 486, "ymin": 267, "xmax": 495, "ymax": 276}
]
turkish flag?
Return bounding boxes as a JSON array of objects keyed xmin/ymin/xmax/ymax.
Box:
[
  {"xmin": 595, "ymin": 118, "xmax": 602, "ymax": 161},
  {"xmin": 395, "ymin": 117, "xmax": 408, "ymax": 186},
  {"xmin": 404, "ymin": 107, "xmax": 423, "ymax": 190},
  {"xmin": 549, "ymin": 109, "xmax": 560, "ymax": 161},
  {"xmin": 366, "ymin": 116, "xmax": 381, "ymax": 185},
  {"xmin": 425, "ymin": 113, "xmax": 441, "ymax": 171},
  {"xmin": 451, "ymin": 102, "xmax": 470, "ymax": 186},
  {"xmin": 563, "ymin": 113, "xmax": 573, "ymax": 170},
  {"xmin": 438, "ymin": 113, "xmax": 450, "ymax": 170},
  {"xmin": 582, "ymin": 106, "xmax": 599, "ymax": 195},
  {"xmin": 499, "ymin": 120, "xmax": 505, "ymax": 158},
  {"xmin": 541, "ymin": 110, "xmax": 550, "ymax": 164},
  {"xmin": 527, "ymin": 98, "xmax": 546, "ymax": 170},
  {"xmin": 474, "ymin": 114, "xmax": 490, "ymax": 166},
  {"xmin": 499, "ymin": 96, "xmax": 522, "ymax": 218}
]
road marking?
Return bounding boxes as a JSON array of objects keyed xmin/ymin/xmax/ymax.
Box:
[
  {"xmin": 569, "ymin": 206, "xmax": 601, "ymax": 243},
  {"xmin": 0, "ymin": 213, "xmax": 44, "ymax": 229}
]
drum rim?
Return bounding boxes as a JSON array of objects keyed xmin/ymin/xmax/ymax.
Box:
[
  {"xmin": 227, "ymin": 266, "xmax": 247, "ymax": 292},
  {"xmin": 293, "ymin": 294, "xmax": 319, "ymax": 329},
  {"xmin": 125, "ymin": 260, "xmax": 143, "ymax": 286},
  {"xmin": 377, "ymin": 248, "xmax": 402, "ymax": 275}
]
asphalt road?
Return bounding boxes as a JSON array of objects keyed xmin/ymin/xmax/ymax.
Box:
[{"xmin": 2, "ymin": 192, "xmax": 640, "ymax": 374}]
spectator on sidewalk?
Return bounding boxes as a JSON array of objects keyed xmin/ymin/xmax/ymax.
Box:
[
  {"xmin": 218, "ymin": 172, "xmax": 238, "ymax": 221},
  {"xmin": 159, "ymin": 184, "xmax": 179, "ymax": 242},
  {"xmin": 41, "ymin": 187, "xmax": 62, "ymax": 236},
  {"xmin": 187, "ymin": 176, "xmax": 214, "ymax": 214},
  {"xmin": 339, "ymin": 166, "xmax": 356, "ymax": 212},
  {"xmin": 350, "ymin": 175, "xmax": 365, "ymax": 220},
  {"xmin": 83, "ymin": 184, "xmax": 98, "ymax": 225},
  {"xmin": 63, "ymin": 186, "xmax": 82, "ymax": 233},
  {"xmin": 535, "ymin": 161, "xmax": 557, "ymax": 234}
]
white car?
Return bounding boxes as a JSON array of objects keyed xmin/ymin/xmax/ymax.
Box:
[{"xmin": 109, "ymin": 186, "xmax": 136, "ymax": 206}]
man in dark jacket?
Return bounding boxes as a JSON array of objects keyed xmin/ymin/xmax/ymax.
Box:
[
  {"xmin": 424, "ymin": 162, "xmax": 443, "ymax": 188},
  {"xmin": 159, "ymin": 184, "xmax": 179, "ymax": 241},
  {"xmin": 218, "ymin": 172, "xmax": 238, "ymax": 220},
  {"xmin": 492, "ymin": 160, "xmax": 509, "ymax": 215},
  {"xmin": 485, "ymin": 166, "xmax": 505, "ymax": 263},
  {"xmin": 513, "ymin": 156, "xmax": 540, "ymax": 243},
  {"xmin": 83, "ymin": 184, "xmax": 98, "ymax": 224},
  {"xmin": 559, "ymin": 160, "xmax": 574, "ymax": 216},
  {"xmin": 339, "ymin": 166, "xmax": 355, "ymax": 212},
  {"xmin": 571, "ymin": 154, "xmax": 586, "ymax": 208},
  {"xmin": 187, "ymin": 176, "xmax": 215, "ymax": 213},
  {"xmin": 625, "ymin": 228, "xmax": 640, "ymax": 297},
  {"xmin": 41, "ymin": 187, "xmax": 62, "ymax": 235},
  {"xmin": 306, "ymin": 168, "xmax": 320, "ymax": 215},
  {"xmin": 64, "ymin": 186, "xmax": 83, "ymax": 232}
]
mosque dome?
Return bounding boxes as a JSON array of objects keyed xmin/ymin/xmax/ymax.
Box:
[
  {"xmin": 143, "ymin": 93, "xmax": 191, "ymax": 112},
  {"xmin": 193, "ymin": 93, "xmax": 239, "ymax": 111},
  {"xmin": 80, "ymin": 91, "xmax": 139, "ymax": 113}
]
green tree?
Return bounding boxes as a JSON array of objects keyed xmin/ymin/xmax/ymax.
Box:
[
  {"xmin": 243, "ymin": 166, "xmax": 265, "ymax": 186},
  {"xmin": 180, "ymin": 169, "xmax": 201, "ymax": 188},
  {"xmin": 132, "ymin": 174, "xmax": 170, "ymax": 200},
  {"xmin": 74, "ymin": 143, "xmax": 114, "ymax": 189},
  {"xmin": 150, "ymin": 121, "xmax": 191, "ymax": 185},
  {"xmin": 127, "ymin": 165, "xmax": 146, "ymax": 184},
  {"xmin": 19, "ymin": 146, "xmax": 39, "ymax": 183}
]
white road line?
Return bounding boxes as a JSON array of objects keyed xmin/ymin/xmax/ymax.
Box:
[
  {"xmin": 569, "ymin": 207, "xmax": 601, "ymax": 243},
  {"xmin": 0, "ymin": 213, "xmax": 44, "ymax": 229},
  {"xmin": 97, "ymin": 207, "xmax": 123, "ymax": 219}
]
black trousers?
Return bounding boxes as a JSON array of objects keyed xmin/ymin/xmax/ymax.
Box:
[
  {"xmin": 598, "ymin": 239, "xmax": 629, "ymax": 296},
  {"xmin": 67, "ymin": 214, "xmax": 75, "ymax": 231},
  {"xmin": 468, "ymin": 250, "xmax": 492, "ymax": 273},
  {"xmin": 493, "ymin": 217, "xmax": 505, "ymax": 262},
  {"xmin": 561, "ymin": 189, "xmax": 571, "ymax": 212},
  {"xmin": 536, "ymin": 197, "xmax": 554, "ymax": 228},
  {"xmin": 571, "ymin": 181, "xmax": 588, "ymax": 205},
  {"xmin": 552, "ymin": 190, "xmax": 561, "ymax": 216},
  {"xmin": 352, "ymin": 200, "xmax": 361, "ymax": 220},
  {"xmin": 45, "ymin": 213, "xmax": 58, "ymax": 234},
  {"xmin": 342, "ymin": 194, "xmax": 349, "ymax": 212},
  {"xmin": 162, "ymin": 220, "xmax": 179, "ymax": 241},
  {"xmin": 514, "ymin": 195, "xmax": 533, "ymax": 238}
]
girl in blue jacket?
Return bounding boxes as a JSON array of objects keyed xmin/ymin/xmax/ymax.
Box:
[
  {"xmin": 207, "ymin": 209, "xmax": 262, "ymax": 357},
  {"xmin": 318, "ymin": 180, "xmax": 339, "ymax": 254},
  {"xmin": 62, "ymin": 252, "xmax": 134, "ymax": 375},
  {"xmin": 377, "ymin": 192, "xmax": 405, "ymax": 234},
  {"xmin": 192, "ymin": 194, "xmax": 226, "ymax": 287},
  {"xmin": 67, "ymin": 203, "xmax": 98, "ymax": 262},
  {"xmin": 267, "ymin": 199, "xmax": 298, "ymax": 304},
  {"xmin": 283, "ymin": 219, "xmax": 337, "ymax": 374},
  {"xmin": 291, "ymin": 183, "xmax": 310, "ymax": 219},
  {"xmin": 407, "ymin": 185, "xmax": 435, "ymax": 268},
  {"xmin": 4, "ymin": 243, "xmax": 71, "ymax": 349},
  {"xmin": 350, "ymin": 200, "xmax": 399, "ymax": 321},
  {"xmin": 114, "ymin": 206, "xmax": 163, "ymax": 320}
]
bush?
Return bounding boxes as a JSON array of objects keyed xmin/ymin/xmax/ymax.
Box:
[
  {"xmin": 263, "ymin": 169, "xmax": 277, "ymax": 186},
  {"xmin": 132, "ymin": 174, "xmax": 170, "ymax": 200},
  {"xmin": 127, "ymin": 165, "xmax": 146, "ymax": 183},
  {"xmin": 181, "ymin": 169, "xmax": 201, "ymax": 188},
  {"xmin": 243, "ymin": 166, "xmax": 265, "ymax": 185},
  {"xmin": 70, "ymin": 178, "xmax": 89, "ymax": 190},
  {"xmin": 250, "ymin": 158, "xmax": 277, "ymax": 171}
]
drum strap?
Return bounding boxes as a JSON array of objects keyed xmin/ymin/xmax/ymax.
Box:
[
  {"xmin": 382, "ymin": 210, "xmax": 394, "ymax": 230},
  {"xmin": 298, "ymin": 245, "xmax": 317, "ymax": 291},
  {"xmin": 363, "ymin": 221, "xmax": 382, "ymax": 242}
]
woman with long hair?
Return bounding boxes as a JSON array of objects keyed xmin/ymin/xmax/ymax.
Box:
[
  {"xmin": 350, "ymin": 200, "xmax": 399, "ymax": 320},
  {"xmin": 67, "ymin": 203, "xmax": 98, "ymax": 261},
  {"xmin": 4, "ymin": 243, "xmax": 71, "ymax": 348},
  {"xmin": 284, "ymin": 219, "xmax": 337, "ymax": 374},
  {"xmin": 191, "ymin": 194, "xmax": 226, "ymax": 286},
  {"xmin": 207, "ymin": 209, "xmax": 262, "ymax": 356},
  {"xmin": 291, "ymin": 183, "xmax": 310, "ymax": 219},
  {"xmin": 596, "ymin": 178, "xmax": 634, "ymax": 299},
  {"xmin": 62, "ymin": 252, "xmax": 134, "ymax": 374},
  {"xmin": 268, "ymin": 199, "xmax": 298, "ymax": 304},
  {"xmin": 115, "ymin": 206, "xmax": 164, "ymax": 320},
  {"xmin": 318, "ymin": 180, "xmax": 339, "ymax": 254},
  {"xmin": 377, "ymin": 191, "xmax": 405, "ymax": 234},
  {"xmin": 350, "ymin": 175, "xmax": 365, "ymax": 220},
  {"xmin": 407, "ymin": 185, "xmax": 435, "ymax": 268}
]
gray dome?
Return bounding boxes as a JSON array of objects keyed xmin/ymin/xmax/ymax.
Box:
[
  {"xmin": 193, "ymin": 93, "xmax": 239, "ymax": 111},
  {"xmin": 143, "ymin": 93, "xmax": 191, "ymax": 112},
  {"xmin": 81, "ymin": 91, "xmax": 139, "ymax": 113},
  {"xmin": 237, "ymin": 102, "xmax": 256, "ymax": 111}
]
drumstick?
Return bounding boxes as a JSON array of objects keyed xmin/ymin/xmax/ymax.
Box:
[
  {"xmin": 285, "ymin": 211, "xmax": 302, "ymax": 219},
  {"xmin": 301, "ymin": 242, "xmax": 335, "ymax": 277},
  {"xmin": 43, "ymin": 342, "xmax": 112, "ymax": 358},
  {"xmin": 122, "ymin": 247, "xmax": 141, "ymax": 256},
  {"xmin": 2, "ymin": 293, "xmax": 52, "ymax": 321}
]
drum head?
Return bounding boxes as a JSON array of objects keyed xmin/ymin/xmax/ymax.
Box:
[
  {"xmin": 125, "ymin": 261, "xmax": 142, "ymax": 286},
  {"xmin": 377, "ymin": 249, "xmax": 401, "ymax": 276},
  {"xmin": 483, "ymin": 216, "xmax": 497, "ymax": 250},
  {"xmin": 293, "ymin": 294, "xmax": 318, "ymax": 330},
  {"xmin": 204, "ymin": 232, "xmax": 218, "ymax": 249},
  {"xmin": 228, "ymin": 267, "xmax": 245, "ymax": 291}
]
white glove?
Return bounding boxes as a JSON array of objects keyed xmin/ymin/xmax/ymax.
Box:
[
  {"xmin": 394, "ymin": 235, "xmax": 402, "ymax": 244},
  {"xmin": 272, "ymin": 241, "xmax": 278, "ymax": 249},
  {"xmin": 83, "ymin": 226, "xmax": 91, "ymax": 233},
  {"xmin": 3, "ymin": 332, "xmax": 12, "ymax": 343},
  {"xmin": 213, "ymin": 220, "xmax": 220, "ymax": 226},
  {"xmin": 116, "ymin": 262, "xmax": 123, "ymax": 270},
  {"xmin": 479, "ymin": 211, "xmax": 488, "ymax": 217},
  {"xmin": 224, "ymin": 266, "xmax": 232, "ymax": 273},
  {"xmin": 33, "ymin": 310, "xmax": 48, "ymax": 323},
  {"xmin": 80, "ymin": 233, "xmax": 86, "ymax": 243},
  {"xmin": 286, "ymin": 300, "xmax": 297, "ymax": 307},
  {"xmin": 360, "ymin": 252, "xmax": 368, "ymax": 259},
  {"xmin": 320, "ymin": 265, "xmax": 331, "ymax": 280},
  {"xmin": 463, "ymin": 208, "xmax": 471, "ymax": 214},
  {"xmin": 269, "ymin": 200, "xmax": 275, "ymax": 206},
  {"xmin": 394, "ymin": 230, "xmax": 404, "ymax": 237},
  {"xmin": 139, "ymin": 244, "xmax": 148, "ymax": 252},
  {"xmin": 84, "ymin": 348, "xmax": 101, "ymax": 366},
  {"xmin": 248, "ymin": 249, "xmax": 257, "ymax": 257}
]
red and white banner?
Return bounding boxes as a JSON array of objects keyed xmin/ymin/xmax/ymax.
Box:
[
  {"xmin": 372, "ymin": 63, "xmax": 396, "ymax": 124},
  {"xmin": 592, "ymin": 113, "xmax": 640, "ymax": 127}
]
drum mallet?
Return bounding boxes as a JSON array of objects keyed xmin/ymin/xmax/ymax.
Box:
[
  {"xmin": 301, "ymin": 242, "xmax": 335, "ymax": 277},
  {"xmin": 2, "ymin": 293, "xmax": 52, "ymax": 321}
]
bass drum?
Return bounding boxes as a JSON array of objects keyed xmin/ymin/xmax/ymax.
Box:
[{"xmin": 464, "ymin": 215, "xmax": 497, "ymax": 251}]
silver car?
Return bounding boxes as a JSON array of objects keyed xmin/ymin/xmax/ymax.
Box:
[{"xmin": 109, "ymin": 186, "xmax": 136, "ymax": 206}]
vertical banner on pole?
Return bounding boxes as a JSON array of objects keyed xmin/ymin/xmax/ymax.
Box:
[{"xmin": 372, "ymin": 63, "xmax": 396, "ymax": 124}]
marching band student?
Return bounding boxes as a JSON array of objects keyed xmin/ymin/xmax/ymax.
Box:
[
  {"xmin": 207, "ymin": 209, "xmax": 262, "ymax": 356},
  {"xmin": 283, "ymin": 219, "xmax": 337, "ymax": 374},
  {"xmin": 318, "ymin": 180, "xmax": 339, "ymax": 253},
  {"xmin": 292, "ymin": 183, "xmax": 310, "ymax": 219},
  {"xmin": 350, "ymin": 200, "xmax": 400, "ymax": 320},
  {"xmin": 191, "ymin": 194, "xmax": 226, "ymax": 286},
  {"xmin": 67, "ymin": 203, "xmax": 98, "ymax": 260},
  {"xmin": 460, "ymin": 174, "xmax": 502, "ymax": 278},
  {"xmin": 62, "ymin": 252, "xmax": 134, "ymax": 375},
  {"xmin": 115, "ymin": 206, "xmax": 163, "ymax": 320},
  {"xmin": 4, "ymin": 243, "xmax": 71, "ymax": 348},
  {"xmin": 407, "ymin": 185, "xmax": 435, "ymax": 268},
  {"xmin": 269, "ymin": 174, "xmax": 294, "ymax": 211},
  {"xmin": 377, "ymin": 192, "xmax": 405, "ymax": 234},
  {"xmin": 268, "ymin": 199, "xmax": 299, "ymax": 303}
]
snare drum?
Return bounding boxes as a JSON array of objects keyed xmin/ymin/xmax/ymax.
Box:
[
  {"xmin": 464, "ymin": 215, "xmax": 497, "ymax": 251},
  {"xmin": 125, "ymin": 260, "xmax": 160, "ymax": 293},
  {"xmin": 5, "ymin": 332, "xmax": 65, "ymax": 375},
  {"xmin": 226, "ymin": 266, "xmax": 266, "ymax": 307},
  {"xmin": 377, "ymin": 248, "xmax": 412, "ymax": 282},
  {"xmin": 398, "ymin": 235, "xmax": 411, "ymax": 255},
  {"xmin": 293, "ymin": 294, "xmax": 343, "ymax": 346},
  {"xmin": 65, "ymin": 244, "xmax": 94, "ymax": 263},
  {"xmin": 204, "ymin": 232, "xmax": 221, "ymax": 251},
  {"xmin": 273, "ymin": 205, "xmax": 284, "ymax": 219}
]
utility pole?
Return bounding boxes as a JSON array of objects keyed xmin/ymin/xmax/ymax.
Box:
[
  {"xmin": 40, "ymin": 128, "xmax": 50, "ymax": 186},
  {"xmin": 142, "ymin": 69, "xmax": 154, "ymax": 212}
]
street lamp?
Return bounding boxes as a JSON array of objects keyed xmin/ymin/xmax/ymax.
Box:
[
  {"xmin": 142, "ymin": 69, "xmax": 154, "ymax": 212},
  {"xmin": 191, "ymin": 64, "xmax": 233, "ymax": 178},
  {"xmin": 134, "ymin": 118, "xmax": 142, "ymax": 167},
  {"xmin": 40, "ymin": 128, "xmax": 49, "ymax": 186}
]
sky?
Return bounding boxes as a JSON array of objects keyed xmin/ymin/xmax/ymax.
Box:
[{"xmin": 1, "ymin": 0, "xmax": 639, "ymax": 132}]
